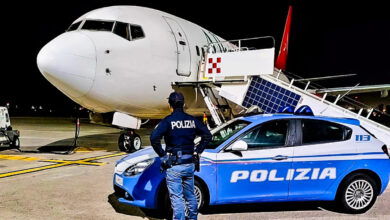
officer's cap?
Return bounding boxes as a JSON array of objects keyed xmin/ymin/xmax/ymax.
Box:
[{"xmin": 168, "ymin": 92, "xmax": 185, "ymax": 103}]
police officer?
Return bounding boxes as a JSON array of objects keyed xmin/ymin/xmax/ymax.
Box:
[{"xmin": 150, "ymin": 92, "xmax": 212, "ymax": 220}]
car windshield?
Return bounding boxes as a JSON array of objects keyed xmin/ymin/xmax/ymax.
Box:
[{"xmin": 195, "ymin": 119, "xmax": 250, "ymax": 149}]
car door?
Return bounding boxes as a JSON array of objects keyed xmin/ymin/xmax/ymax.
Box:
[
  {"xmin": 289, "ymin": 119, "xmax": 355, "ymax": 200},
  {"xmin": 216, "ymin": 119, "xmax": 294, "ymax": 204}
]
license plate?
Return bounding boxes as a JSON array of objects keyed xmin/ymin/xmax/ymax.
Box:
[{"xmin": 115, "ymin": 175, "xmax": 123, "ymax": 186}]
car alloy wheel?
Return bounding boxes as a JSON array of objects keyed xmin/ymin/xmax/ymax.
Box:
[
  {"xmin": 338, "ymin": 173, "xmax": 378, "ymax": 213},
  {"xmin": 345, "ymin": 179, "xmax": 374, "ymax": 210}
]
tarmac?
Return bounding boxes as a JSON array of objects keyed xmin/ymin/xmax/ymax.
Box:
[{"xmin": 0, "ymin": 117, "xmax": 389, "ymax": 220}]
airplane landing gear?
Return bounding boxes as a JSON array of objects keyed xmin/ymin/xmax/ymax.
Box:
[{"xmin": 118, "ymin": 130, "xmax": 142, "ymax": 153}]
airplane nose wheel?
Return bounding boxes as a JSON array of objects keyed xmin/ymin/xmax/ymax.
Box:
[{"xmin": 118, "ymin": 131, "xmax": 142, "ymax": 153}]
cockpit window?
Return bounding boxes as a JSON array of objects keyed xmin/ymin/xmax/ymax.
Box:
[
  {"xmin": 82, "ymin": 20, "xmax": 114, "ymax": 32},
  {"xmin": 130, "ymin": 25, "xmax": 145, "ymax": 40},
  {"xmin": 113, "ymin": 22, "xmax": 131, "ymax": 41},
  {"xmin": 77, "ymin": 19, "xmax": 145, "ymax": 41},
  {"xmin": 67, "ymin": 21, "xmax": 82, "ymax": 32}
]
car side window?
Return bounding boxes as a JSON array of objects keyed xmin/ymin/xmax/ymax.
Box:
[
  {"xmin": 207, "ymin": 120, "xmax": 250, "ymax": 149},
  {"xmin": 301, "ymin": 119, "xmax": 351, "ymax": 145},
  {"xmin": 239, "ymin": 120, "xmax": 289, "ymax": 150}
]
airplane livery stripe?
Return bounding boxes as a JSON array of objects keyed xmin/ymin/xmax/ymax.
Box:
[{"xmin": 200, "ymin": 152, "xmax": 386, "ymax": 164}]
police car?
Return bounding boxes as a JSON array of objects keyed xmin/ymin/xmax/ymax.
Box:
[{"xmin": 113, "ymin": 106, "xmax": 390, "ymax": 214}]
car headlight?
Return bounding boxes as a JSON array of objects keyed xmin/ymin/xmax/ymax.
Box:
[{"xmin": 124, "ymin": 158, "xmax": 155, "ymax": 176}]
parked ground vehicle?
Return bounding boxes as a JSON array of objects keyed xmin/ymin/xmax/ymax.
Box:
[
  {"xmin": 0, "ymin": 107, "xmax": 20, "ymax": 149},
  {"xmin": 113, "ymin": 109, "xmax": 390, "ymax": 214}
]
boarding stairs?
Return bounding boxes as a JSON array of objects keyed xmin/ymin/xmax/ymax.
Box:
[
  {"xmin": 175, "ymin": 37, "xmax": 390, "ymax": 147},
  {"xmin": 261, "ymin": 72, "xmax": 390, "ymax": 147}
]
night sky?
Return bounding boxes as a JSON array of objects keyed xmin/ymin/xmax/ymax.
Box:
[{"xmin": 2, "ymin": 0, "xmax": 389, "ymax": 111}]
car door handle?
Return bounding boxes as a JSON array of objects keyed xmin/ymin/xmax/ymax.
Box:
[{"xmin": 272, "ymin": 155, "xmax": 289, "ymax": 161}]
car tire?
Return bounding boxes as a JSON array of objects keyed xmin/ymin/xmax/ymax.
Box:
[
  {"xmin": 161, "ymin": 179, "xmax": 207, "ymax": 217},
  {"xmin": 337, "ymin": 173, "xmax": 378, "ymax": 214},
  {"xmin": 194, "ymin": 179, "xmax": 206, "ymax": 211}
]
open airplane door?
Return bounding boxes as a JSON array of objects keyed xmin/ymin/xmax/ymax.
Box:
[{"xmin": 164, "ymin": 17, "xmax": 192, "ymax": 76}]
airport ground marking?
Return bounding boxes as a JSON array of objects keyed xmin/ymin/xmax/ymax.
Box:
[
  {"xmin": 0, "ymin": 163, "xmax": 70, "ymax": 178},
  {"xmin": 0, "ymin": 154, "xmax": 41, "ymax": 161},
  {"xmin": 74, "ymin": 146, "xmax": 109, "ymax": 152},
  {"xmin": 42, "ymin": 159, "xmax": 104, "ymax": 166},
  {"xmin": 0, "ymin": 152, "xmax": 126, "ymax": 179}
]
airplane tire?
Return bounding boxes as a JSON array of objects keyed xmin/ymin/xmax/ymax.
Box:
[
  {"xmin": 10, "ymin": 137, "xmax": 20, "ymax": 149},
  {"xmin": 118, "ymin": 134, "xmax": 128, "ymax": 152},
  {"xmin": 131, "ymin": 134, "xmax": 142, "ymax": 151},
  {"xmin": 118, "ymin": 133, "xmax": 142, "ymax": 153}
]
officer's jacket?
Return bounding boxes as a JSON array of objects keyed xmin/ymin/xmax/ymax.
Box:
[{"xmin": 150, "ymin": 108, "xmax": 212, "ymax": 157}]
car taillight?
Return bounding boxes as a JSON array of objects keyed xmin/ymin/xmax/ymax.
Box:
[{"xmin": 382, "ymin": 145, "xmax": 390, "ymax": 159}]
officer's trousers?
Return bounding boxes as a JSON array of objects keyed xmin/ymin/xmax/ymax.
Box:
[{"xmin": 166, "ymin": 163, "xmax": 198, "ymax": 220}]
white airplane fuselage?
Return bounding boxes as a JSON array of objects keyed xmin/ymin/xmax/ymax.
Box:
[{"xmin": 37, "ymin": 6, "xmax": 230, "ymax": 120}]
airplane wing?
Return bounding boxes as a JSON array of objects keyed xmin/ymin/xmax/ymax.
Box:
[{"xmin": 308, "ymin": 84, "xmax": 390, "ymax": 97}]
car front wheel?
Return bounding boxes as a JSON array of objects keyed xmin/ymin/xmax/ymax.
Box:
[{"xmin": 337, "ymin": 173, "xmax": 378, "ymax": 214}]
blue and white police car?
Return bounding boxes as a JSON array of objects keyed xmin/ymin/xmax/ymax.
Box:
[{"xmin": 113, "ymin": 107, "xmax": 390, "ymax": 214}]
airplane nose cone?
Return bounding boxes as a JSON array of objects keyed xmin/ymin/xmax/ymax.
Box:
[{"xmin": 37, "ymin": 32, "xmax": 96, "ymax": 98}]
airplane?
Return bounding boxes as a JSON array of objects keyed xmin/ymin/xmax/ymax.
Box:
[
  {"xmin": 37, "ymin": 6, "xmax": 243, "ymax": 152},
  {"xmin": 37, "ymin": 5, "xmax": 389, "ymax": 152}
]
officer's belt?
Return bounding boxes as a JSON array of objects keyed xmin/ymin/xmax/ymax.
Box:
[
  {"xmin": 168, "ymin": 154, "xmax": 194, "ymax": 165},
  {"xmin": 167, "ymin": 146, "xmax": 194, "ymax": 165},
  {"xmin": 167, "ymin": 145, "xmax": 194, "ymax": 155}
]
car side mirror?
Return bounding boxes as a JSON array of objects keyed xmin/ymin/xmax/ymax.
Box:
[{"xmin": 230, "ymin": 140, "xmax": 248, "ymax": 151}]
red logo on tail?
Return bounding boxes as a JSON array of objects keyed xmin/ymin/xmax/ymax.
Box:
[{"xmin": 275, "ymin": 5, "xmax": 292, "ymax": 70}]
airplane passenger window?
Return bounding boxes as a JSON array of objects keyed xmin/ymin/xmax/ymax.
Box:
[
  {"xmin": 130, "ymin": 25, "xmax": 145, "ymax": 39},
  {"xmin": 82, "ymin": 20, "xmax": 114, "ymax": 32},
  {"xmin": 196, "ymin": 46, "xmax": 200, "ymax": 56},
  {"xmin": 113, "ymin": 22, "xmax": 130, "ymax": 41},
  {"xmin": 67, "ymin": 21, "xmax": 81, "ymax": 32}
]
